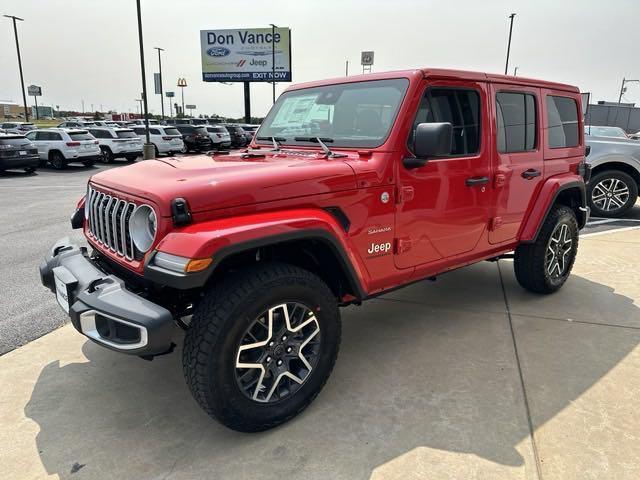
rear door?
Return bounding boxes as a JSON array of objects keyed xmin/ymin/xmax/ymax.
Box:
[{"xmin": 489, "ymin": 85, "xmax": 544, "ymax": 244}]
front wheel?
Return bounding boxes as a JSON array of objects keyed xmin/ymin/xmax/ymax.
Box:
[
  {"xmin": 100, "ymin": 147, "xmax": 114, "ymax": 164},
  {"xmin": 183, "ymin": 262, "xmax": 341, "ymax": 432},
  {"xmin": 514, "ymin": 205, "xmax": 579, "ymax": 294},
  {"xmin": 587, "ymin": 170, "xmax": 638, "ymax": 218}
]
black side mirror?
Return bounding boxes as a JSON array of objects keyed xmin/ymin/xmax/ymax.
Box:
[{"xmin": 404, "ymin": 122, "xmax": 453, "ymax": 169}]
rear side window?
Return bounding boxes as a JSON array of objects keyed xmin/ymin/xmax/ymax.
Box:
[
  {"xmin": 411, "ymin": 88, "xmax": 481, "ymax": 156},
  {"xmin": 68, "ymin": 132, "xmax": 94, "ymax": 141},
  {"xmin": 149, "ymin": 128, "xmax": 161, "ymax": 135},
  {"xmin": 116, "ymin": 130, "xmax": 137, "ymax": 138},
  {"xmin": 496, "ymin": 92, "xmax": 537, "ymax": 153},
  {"xmin": 50, "ymin": 132, "xmax": 62, "ymax": 140},
  {"xmin": 546, "ymin": 96, "xmax": 579, "ymax": 148},
  {"xmin": 163, "ymin": 128, "xmax": 180, "ymax": 136}
]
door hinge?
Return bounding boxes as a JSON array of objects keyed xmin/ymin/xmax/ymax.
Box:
[
  {"xmin": 489, "ymin": 217, "xmax": 503, "ymax": 231},
  {"xmin": 396, "ymin": 186, "xmax": 415, "ymax": 204},
  {"xmin": 394, "ymin": 237, "xmax": 412, "ymax": 254}
]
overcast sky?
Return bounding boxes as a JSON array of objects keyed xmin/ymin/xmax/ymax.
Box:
[{"xmin": 2, "ymin": 0, "xmax": 639, "ymax": 118}]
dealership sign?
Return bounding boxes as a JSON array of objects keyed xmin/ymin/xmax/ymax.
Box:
[
  {"xmin": 28, "ymin": 85, "xmax": 42, "ymax": 96},
  {"xmin": 200, "ymin": 27, "xmax": 292, "ymax": 82}
]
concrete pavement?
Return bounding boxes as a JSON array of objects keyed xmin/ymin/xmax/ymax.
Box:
[{"xmin": 1, "ymin": 229, "xmax": 639, "ymax": 479}]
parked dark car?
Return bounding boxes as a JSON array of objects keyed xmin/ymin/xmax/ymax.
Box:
[
  {"xmin": 175, "ymin": 125, "xmax": 214, "ymax": 152},
  {"xmin": 222, "ymin": 125, "xmax": 248, "ymax": 148},
  {"xmin": 0, "ymin": 133, "xmax": 39, "ymax": 173}
]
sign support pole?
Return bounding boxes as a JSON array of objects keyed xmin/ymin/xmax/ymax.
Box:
[
  {"xmin": 243, "ymin": 81, "xmax": 251, "ymax": 124},
  {"xmin": 33, "ymin": 95, "xmax": 39, "ymax": 120}
]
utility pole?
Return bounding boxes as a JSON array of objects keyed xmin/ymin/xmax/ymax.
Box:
[
  {"xmin": 154, "ymin": 47, "xmax": 165, "ymax": 119},
  {"xmin": 504, "ymin": 13, "xmax": 516, "ymax": 75},
  {"xmin": 5, "ymin": 15, "xmax": 29, "ymax": 121},
  {"xmin": 270, "ymin": 24, "xmax": 278, "ymax": 104},
  {"xmin": 617, "ymin": 78, "xmax": 640, "ymax": 106},
  {"xmin": 135, "ymin": 0, "xmax": 154, "ymax": 159}
]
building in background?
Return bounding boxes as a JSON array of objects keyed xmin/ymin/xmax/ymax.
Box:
[
  {"xmin": 585, "ymin": 101, "xmax": 640, "ymax": 133},
  {"xmin": 0, "ymin": 101, "xmax": 26, "ymax": 119}
]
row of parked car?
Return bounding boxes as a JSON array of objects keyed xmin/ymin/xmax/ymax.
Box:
[{"xmin": 0, "ymin": 120, "xmax": 260, "ymax": 172}]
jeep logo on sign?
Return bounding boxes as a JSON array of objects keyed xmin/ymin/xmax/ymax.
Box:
[
  {"xmin": 206, "ymin": 47, "xmax": 231, "ymax": 57},
  {"xmin": 367, "ymin": 242, "xmax": 392, "ymax": 255}
]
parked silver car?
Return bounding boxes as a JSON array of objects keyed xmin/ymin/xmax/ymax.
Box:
[{"xmin": 585, "ymin": 125, "xmax": 640, "ymax": 217}]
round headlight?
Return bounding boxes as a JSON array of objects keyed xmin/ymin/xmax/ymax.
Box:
[{"xmin": 129, "ymin": 204, "xmax": 157, "ymax": 253}]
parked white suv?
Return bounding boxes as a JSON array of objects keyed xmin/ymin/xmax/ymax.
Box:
[
  {"xmin": 57, "ymin": 120, "xmax": 97, "ymax": 129},
  {"xmin": 24, "ymin": 128, "xmax": 100, "ymax": 169},
  {"xmin": 1, "ymin": 122, "xmax": 37, "ymax": 134},
  {"xmin": 205, "ymin": 125, "xmax": 232, "ymax": 149},
  {"xmin": 131, "ymin": 125, "xmax": 184, "ymax": 156},
  {"xmin": 88, "ymin": 127, "xmax": 142, "ymax": 163}
]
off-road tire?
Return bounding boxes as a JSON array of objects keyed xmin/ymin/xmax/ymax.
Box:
[
  {"xmin": 183, "ymin": 262, "xmax": 341, "ymax": 432},
  {"xmin": 50, "ymin": 151, "xmax": 66, "ymax": 170},
  {"xmin": 514, "ymin": 205, "xmax": 579, "ymax": 294},
  {"xmin": 587, "ymin": 170, "xmax": 638, "ymax": 218}
]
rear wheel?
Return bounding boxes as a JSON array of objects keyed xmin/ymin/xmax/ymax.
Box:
[
  {"xmin": 183, "ymin": 262, "xmax": 341, "ymax": 432},
  {"xmin": 514, "ymin": 205, "xmax": 579, "ymax": 294},
  {"xmin": 100, "ymin": 146, "xmax": 114, "ymax": 164},
  {"xmin": 154, "ymin": 145, "xmax": 160, "ymax": 158},
  {"xmin": 83, "ymin": 159, "xmax": 95, "ymax": 167},
  {"xmin": 50, "ymin": 151, "xmax": 66, "ymax": 170},
  {"xmin": 587, "ymin": 170, "xmax": 637, "ymax": 217}
]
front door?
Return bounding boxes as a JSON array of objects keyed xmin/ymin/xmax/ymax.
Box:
[
  {"xmin": 488, "ymin": 85, "xmax": 544, "ymax": 244},
  {"xmin": 394, "ymin": 81, "xmax": 492, "ymax": 269}
]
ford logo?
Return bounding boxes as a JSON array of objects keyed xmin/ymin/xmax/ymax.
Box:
[{"xmin": 206, "ymin": 47, "xmax": 230, "ymax": 57}]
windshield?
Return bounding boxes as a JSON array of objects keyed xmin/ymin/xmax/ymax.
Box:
[
  {"xmin": 256, "ymin": 78, "xmax": 409, "ymax": 148},
  {"xmin": 585, "ymin": 126, "xmax": 628, "ymax": 138}
]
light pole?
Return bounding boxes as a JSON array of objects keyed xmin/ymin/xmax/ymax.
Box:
[
  {"xmin": 177, "ymin": 78, "xmax": 187, "ymax": 117},
  {"xmin": 154, "ymin": 47, "xmax": 165, "ymax": 119},
  {"xmin": 135, "ymin": 0, "xmax": 154, "ymax": 159},
  {"xmin": 504, "ymin": 13, "xmax": 516, "ymax": 75},
  {"xmin": 618, "ymin": 78, "xmax": 640, "ymax": 104},
  {"xmin": 270, "ymin": 23, "xmax": 278, "ymax": 104},
  {"xmin": 5, "ymin": 15, "xmax": 29, "ymax": 121}
]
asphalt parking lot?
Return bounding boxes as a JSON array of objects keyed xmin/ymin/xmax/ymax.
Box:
[
  {"xmin": 2, "ymin": 158, "xmax": 639, "ymax": 355},
  {"xmin": 1, "ymin": 161, "xmax": 640, "ymax": 479}
]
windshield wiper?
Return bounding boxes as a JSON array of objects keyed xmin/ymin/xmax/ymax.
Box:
[
  {"xmin": 293, "ymin": 137, "xmax": 346, "ymax": 158},
  {"xmin": 256, "ymin": 136, "xmax": 286, "ymax": 151}
]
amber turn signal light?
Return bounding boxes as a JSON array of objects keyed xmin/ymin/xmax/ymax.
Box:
[{"xmin": 185, "ymin": 258, "xmax": 213, "ymax": 273}]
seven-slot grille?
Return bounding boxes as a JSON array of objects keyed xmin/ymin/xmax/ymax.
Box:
[{"xmin": 86, "ymin": 186, "xmax": 137, "ymax": 260}]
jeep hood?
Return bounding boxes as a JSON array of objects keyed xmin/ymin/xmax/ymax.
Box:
[{"xmin": 90, "ymin": 151, "xmax": 357, "ymax": 216}]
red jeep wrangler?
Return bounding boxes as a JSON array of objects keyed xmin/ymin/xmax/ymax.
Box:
[{"xmin": 40, "ymin": 68, "xmax": 590, "ymax": 432}]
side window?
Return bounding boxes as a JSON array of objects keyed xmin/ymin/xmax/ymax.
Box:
[
  {"xmin": 149, "ymin": 128, "xmax": 161, "ymax": 135},
  {"xmin": 496, "ymin": 92, "xmax": 537, "ymax": 153},
  {"xmin": 411, "ymin": 88, "xmax": 481, "ymax": 156},
  {"xmin": 26, "ymin": 131, "xmax": 37, "ymax": 140},
  {"xmin": 546, "ymin": 95, "xmax": 579, "ymax": 148},
  {"xmin": 50, "ymin": 132, "xmax": 62, "ymax": 141}
]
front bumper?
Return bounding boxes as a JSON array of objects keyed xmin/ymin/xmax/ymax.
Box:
[{"xmin": 39, "ymin": 238, "xmax": 175, "ymax": 356}]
